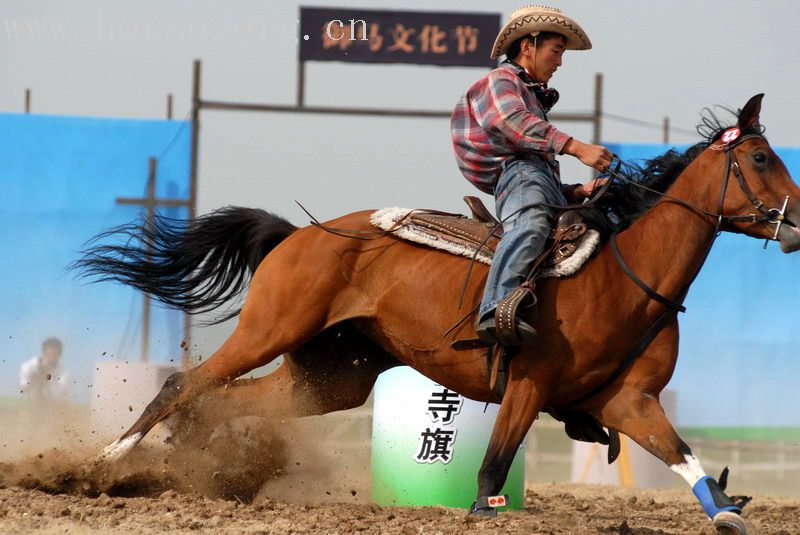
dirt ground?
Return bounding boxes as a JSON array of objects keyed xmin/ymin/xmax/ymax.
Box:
[
  {"xmin": 1, "ymin": 482, "xmax": 799, "ymax": 535},
  {"xmin": 0, "ymin": 409, "xmax": 797, "ymax": 534},
  {"xmin": 1, "ymin": 444, "xmax": 798, "ymax": 535}
]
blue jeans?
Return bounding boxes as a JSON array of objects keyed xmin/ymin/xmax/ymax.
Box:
[{"xmin": 479, "ymin": 157, "xmax": 566, "ymax": 318}]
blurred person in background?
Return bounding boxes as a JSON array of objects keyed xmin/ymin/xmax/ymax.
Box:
[{"xmin": 19, "ymin": 337, "xmax": 70, "ymax": 404}]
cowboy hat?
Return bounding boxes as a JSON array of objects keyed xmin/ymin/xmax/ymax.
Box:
[{"xmin": 491, "ymin": 5, "xmax": 592, "ymax": 59}]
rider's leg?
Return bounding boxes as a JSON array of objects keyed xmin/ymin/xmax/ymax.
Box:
[{"xmin": 478, "ymin": 157, "xmax": 566, "ymax": 343}]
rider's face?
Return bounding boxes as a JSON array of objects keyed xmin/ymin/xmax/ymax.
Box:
[{"xmin": 527, "ymin": 35, "xmax": 566, "ymax": 83}]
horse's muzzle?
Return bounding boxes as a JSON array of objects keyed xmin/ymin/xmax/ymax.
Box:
[{"xmin": 777, "ymin": 203, "xmax": 800, "ymax": 253}]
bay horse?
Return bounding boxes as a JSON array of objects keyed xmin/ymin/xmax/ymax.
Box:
[{"xmin": 79, "ymin": 95, "xmax": 799, "ymax": 534}]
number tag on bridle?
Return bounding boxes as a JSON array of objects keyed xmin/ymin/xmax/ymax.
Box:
[{"xmin": 721, "ymin": 127, "xmax": 741, "ymax": 144}]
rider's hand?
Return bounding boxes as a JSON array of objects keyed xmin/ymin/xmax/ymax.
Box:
[
  {"xmin": 574, "ymin": 178, "xmax": 608, "ymax": 199},
  {"xmin": 563, "ymin": 139, "xmax": 613, "ymax": 172}
]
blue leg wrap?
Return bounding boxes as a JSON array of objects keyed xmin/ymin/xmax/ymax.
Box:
[{"xmin": 692, "ymin": 476, "xmax": 741, "ymax": 518}]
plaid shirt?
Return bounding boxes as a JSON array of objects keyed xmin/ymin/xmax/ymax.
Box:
[{"xmin": 451, "ymin": 62, "xmax": 572, "ymax": 194}]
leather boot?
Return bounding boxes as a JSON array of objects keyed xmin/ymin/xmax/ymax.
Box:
[{"xmin": 476, "ymin": 311, "xmax": 537, "ymax": 346}]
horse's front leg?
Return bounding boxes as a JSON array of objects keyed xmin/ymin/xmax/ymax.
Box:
[
  {"xmin": 600, "ymin": 394, "xmax": 746, "ymax": 533},
  {"xmin": 471, "ymin": 361, "xmax": 551, "ymax": 516},
  {"xmin": 593, "ymin": 323, "xmax": 748, "ymax": 534}
]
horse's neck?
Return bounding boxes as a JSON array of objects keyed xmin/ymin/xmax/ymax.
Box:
[{"xmin": 616, "ymin": 156, "xmax": 720, "ymax": 303}]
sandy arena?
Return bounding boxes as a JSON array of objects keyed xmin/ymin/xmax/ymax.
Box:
[
  {"xmin": 1, "ymin": 482, "xmax": 798, "ymax": 534},
  {"xmin": 0, "ymin": 407, "xmax": 798, "ymax": 535}
]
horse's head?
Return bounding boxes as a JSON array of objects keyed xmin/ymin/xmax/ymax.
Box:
[{"xmin": 713, "ymin": 94, "xmax": 800, "ymax": 252}]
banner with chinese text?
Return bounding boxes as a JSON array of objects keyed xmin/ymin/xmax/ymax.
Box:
[{"xmin": 299, "ymin": 7, "xmax": 499, "ymax": 67}]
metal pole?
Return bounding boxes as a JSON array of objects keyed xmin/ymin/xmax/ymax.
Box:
[
  {"xmin": 663, "ymin": 116, "xmax": 670, "ymax": 144},
  {"xmin": 183, "ymin": 59, "xmax": 201, "ymax": 368},
  {"xmin": 592, "ymin": 73, "xmax": 603, "ymax": 145},
  {"xmin": 167, "ymin": 93, "xmax": 173, "ymax": 120},
  {"xmin": 297, "ymin": 60, "xmax": 306, "ymax": 108},
  {"xmin": 190, "ymin": 61, "xmax": 200, "ymax": 220},
  {"xmin": 198, "ymin": 99, "xmax": 595, "ymax": 122},
  {"xmin": 25, "ymin": 88, "xmax": 31, "ymax": 113},
  {"xmin": 592, "ymin": 73, "xmax": 603, "ymax": 179},
  {"xmin": 142, "ymin": 157, "xmax": 157, "ymax": 363}
]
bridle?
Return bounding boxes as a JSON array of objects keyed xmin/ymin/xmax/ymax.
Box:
[{"xmin": 716, "ymin": 133, "xmax": 793, "ymax": 240}]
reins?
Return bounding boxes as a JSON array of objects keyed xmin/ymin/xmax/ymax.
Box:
[
  {"xmin": 449, "ymin": 136, "xmax": 773, "ymax": 338},
  {"xmin": 295, "ymin": 200, "xmax": 403, "ymax": 240}
]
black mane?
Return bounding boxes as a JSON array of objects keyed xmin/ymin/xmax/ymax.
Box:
[{"xmin": 598, "ymin": 107, "xmax": 764, "ymax": 230}]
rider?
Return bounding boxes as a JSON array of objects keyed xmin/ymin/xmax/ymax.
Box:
[{"xmin": 451, "ymin": 6, "xmax": 612, "ymax": 345}]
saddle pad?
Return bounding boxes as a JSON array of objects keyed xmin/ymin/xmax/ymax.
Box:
[{"xmin": 370, "ymin": 207, "xmax": 601, "ymax": 279}]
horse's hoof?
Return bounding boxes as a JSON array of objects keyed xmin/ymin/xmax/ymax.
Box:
[
  {"xmin": 96, "ymin": 433, "xmax": 143, "ymax": 463},
  {"xmin": 468, "ymin": 506, "xmax": 497, "ymax": 518},
  {"xmin": 469, "ymin": 494, "xmax": 507, "ymax": 517},
  {"xmin": 713, "ymin": 511, "xmax": 747, "ymax": 535}
]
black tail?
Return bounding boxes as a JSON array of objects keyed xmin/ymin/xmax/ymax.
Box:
[{"xmin": 73, "ymin": 206, "xmax": 297, "ymax": 324}]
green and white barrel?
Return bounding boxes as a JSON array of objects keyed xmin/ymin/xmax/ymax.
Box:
[{"xmin": 371, "ymin": 366, "xmax": 525, "ymax": 509}]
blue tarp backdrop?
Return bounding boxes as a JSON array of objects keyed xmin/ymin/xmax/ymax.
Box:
[
  {"xmin": 0, "ymin": 113, "xmax": 190, "ymax": 402},
  {"xmin": 606, "ymin": 143, "xmax": 800, "ymax": 427},
  {"xmin": 0, "ymin": 112, "xmax": 797, "ymax": 427}
]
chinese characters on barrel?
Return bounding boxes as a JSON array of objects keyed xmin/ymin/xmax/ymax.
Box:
[
  {"xmin": 427, "ymin": 386, "xmax": 463, "ymax": 424},
  {"xmin": 416, "ymin": 428, "xmax": 456, "ymax": 464},
  {"xmin": 321, "ymin": 20, "xmax": 480, "ymax": 56},
  {"xmin": 415, "ymin": 386, "xmax": 464, "ymax": 464}
]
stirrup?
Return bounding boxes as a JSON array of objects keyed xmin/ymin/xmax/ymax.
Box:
[
  {"xmin": 495, "ymin": 283, "xmax": 538, "ymax": 345},
  {"xmin": 476, "ymin": 313, "xmax": 537, "ymax": 347}
]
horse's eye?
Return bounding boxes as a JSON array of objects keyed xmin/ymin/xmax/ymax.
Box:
[{"xmin": 753, "ymin": 152, "xmax": 767, "ymax": 164}]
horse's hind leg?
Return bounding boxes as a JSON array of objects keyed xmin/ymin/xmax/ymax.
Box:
[
  {"xmin": 154, "ymin": 330, "xmax": 395, "ymax": 502},
  {"xmin": 593, "ymin": 324, "xmax": 748, "ymax": 534},
  {"xmin": 169, "ymin": 323, "xmax": 399, "ymax": 443},
  {"xmin": 101, "ymin": 264, "xmax": 347, "ymax": 460}
]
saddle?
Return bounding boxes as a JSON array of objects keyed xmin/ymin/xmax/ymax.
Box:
[{"xmin": 370, "ymin": 196, "xmax": 600, "ymax": 277}]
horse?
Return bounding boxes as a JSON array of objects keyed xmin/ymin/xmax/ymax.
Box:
[{"xmin": 77, "ymin": 94, "xmax": 799, "ymax": 534}]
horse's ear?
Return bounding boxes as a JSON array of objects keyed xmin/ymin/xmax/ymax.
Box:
[{"xmin": 738, "ymin": 93, "xmax": 764, "ymax": 129}]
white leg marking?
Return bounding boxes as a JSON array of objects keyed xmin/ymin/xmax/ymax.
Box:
[
  {"xmin": 669, "ymin": 453, "xmax": 707, "ymax": 487},
  {"xmin": 97, "ymin": 433, "xmax": 143, "ymax": 463}
]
